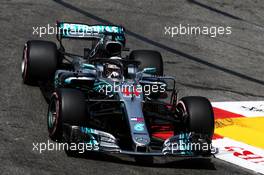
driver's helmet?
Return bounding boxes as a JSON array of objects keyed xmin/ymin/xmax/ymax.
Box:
[{"xmin": 104, "ymin": 56, "xmax": 122, "ymax": 80}]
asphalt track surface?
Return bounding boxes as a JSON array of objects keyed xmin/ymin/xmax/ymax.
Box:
[{"xmin": 0, "ymin": 0, "xmax": 264, "ymax": 174}]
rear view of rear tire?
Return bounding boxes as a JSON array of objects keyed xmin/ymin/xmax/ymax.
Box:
[
  {"xmin": 47, "ymin": 88, "xmax": 87, "ymax": 141},
  {"xmin": 177, "ymin": 96, "xmax": 214, "ymax": 139},
  {"xmin": 129, "ymin": 50, "xmax": 163, "ymax": 76},
  {"xmin": 22, "ymin": 40, "xmax": 58, "ymax": 85}
]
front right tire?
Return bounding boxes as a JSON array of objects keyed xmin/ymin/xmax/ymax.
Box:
[
  {"xmin": 177, "ymin": 96, "xmax": 215, "ymax": 139},
  {"xmin": 129, "ymin": 50, "xmax": 163, "ymax": 76}
]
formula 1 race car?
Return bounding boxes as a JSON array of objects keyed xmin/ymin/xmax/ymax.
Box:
[{"xmin": 22, "ymin": 22, "xmax": 215, "ymax": 158}]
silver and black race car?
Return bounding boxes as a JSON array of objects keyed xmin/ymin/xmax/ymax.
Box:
[{"xmin": 22, "ymin": 22, "xmax": 215, "ymax": 158}]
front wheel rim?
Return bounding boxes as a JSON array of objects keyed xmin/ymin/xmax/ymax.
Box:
[
  {"xmin": 22, "ymin": 44, "xmax": 28, "ymax": 79},
  {"xmin": 48, "ymin": 93, "xmax": 59, "ymax": 136}
]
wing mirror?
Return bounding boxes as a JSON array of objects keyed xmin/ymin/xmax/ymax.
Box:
[{"xmin": 142, "ymin": 67, "xmax": 156, "ymax": 75}]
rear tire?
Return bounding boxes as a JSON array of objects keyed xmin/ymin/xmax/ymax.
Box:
[
  {"xmin": 47, "ymin": 88, "xmax": 87, "ymax": 141},
  {"xmin": 22, "ymin": 40, "xmax": 58, "ymax": 85},
  {"xmin": 177, "ymin": 96, "xmax": 214, "ymax": 139},
  {"xmin": 129, "ymin": 50, "xmax": 163, "ymax": 76}
]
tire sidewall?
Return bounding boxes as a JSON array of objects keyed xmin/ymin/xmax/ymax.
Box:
[
  {"xmin": 47, "ymin": 88, "xmax": 88, "ymax": 141},
  {"xmin": 22, "ymin": 40, "xmax": 58, "ymax": 84},
  {"xmin": 177, "ymin": 97, "xmax": 214, "ymax": 139},
  {"xmin": 47, "ymin": 92, "xmax": 62, "ymax": 141}
]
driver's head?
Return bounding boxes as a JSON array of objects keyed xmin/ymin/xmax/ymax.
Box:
[
  {"xmin": 104, "ymin": 57, "xmax": 122, "ymax": 80},
  {"xmin": 105, "ymin": 63, "xmax": 121, "ymax": 79}
]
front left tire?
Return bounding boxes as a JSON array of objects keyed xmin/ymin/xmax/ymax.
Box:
[
  {"xmin": 22, "ymin": 40, "xmax": 58, "ymax": 85},
  {"xmin": 47, "ymin": 88, "xmax": 88, "ymax": 141}
]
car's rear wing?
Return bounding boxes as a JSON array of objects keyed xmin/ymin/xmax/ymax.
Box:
[{"xmin": 57, "ymin": 22, "xmax": 125, "ymax": 40}]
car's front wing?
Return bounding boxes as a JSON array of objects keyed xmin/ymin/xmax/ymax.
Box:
[{"xmin": 62, "ymin": 124, "xmax": 217, "ymax": 157}]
